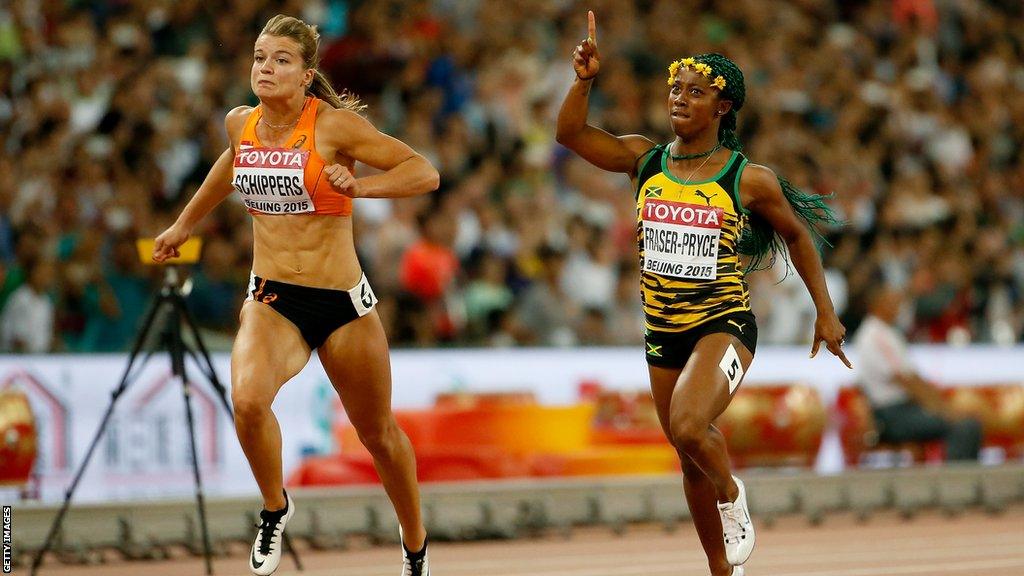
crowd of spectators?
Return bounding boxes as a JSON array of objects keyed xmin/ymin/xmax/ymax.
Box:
[{"xmin": 1, "ymin": 0, "xmax": 1022, "ymax": 352}]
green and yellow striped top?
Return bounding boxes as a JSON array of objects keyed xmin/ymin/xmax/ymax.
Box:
[{"xmin": 635, "ymin": 145, "xmax": 751, "ymax": 332}]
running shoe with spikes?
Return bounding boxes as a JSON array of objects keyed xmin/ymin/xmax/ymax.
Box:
[
  {"xmin": 718, "ymin": 475, "xmax": 755, "ymax": 566},
  {"xmin": 399, "ymin": 526, "xmax": 430, "ymax": 576},
  {"xmin": 249, "ymin": 490, "xmax": 294, "ymax": 576}
]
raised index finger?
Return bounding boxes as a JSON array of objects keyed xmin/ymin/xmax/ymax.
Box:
[{"xmin": 588, "ymin": 10, "xmax": 596, "ymax": 41}]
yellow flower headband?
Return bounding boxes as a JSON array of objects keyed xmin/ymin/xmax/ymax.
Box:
[{"xmin": 667, "ymin": 57, "xmax": 727, "ymax": 90}]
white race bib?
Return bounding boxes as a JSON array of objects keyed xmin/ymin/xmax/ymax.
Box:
[
  {"xmin": 719, "ymin": 343, "xmax": 744, "ymax": 393},
  {"xmin": 232, "ymin": 147, "xmax": 315, "ymax": 214},
  {"xmin": 641, "ymin": 198, "xmax": 722, "ymax": 280}
]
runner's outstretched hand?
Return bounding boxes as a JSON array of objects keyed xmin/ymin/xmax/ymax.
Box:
[{"xmin": 572, "ymin": 11, "xmax": 600, "ymax": 80}]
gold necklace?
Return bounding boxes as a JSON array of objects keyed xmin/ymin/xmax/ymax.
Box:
[
  {"xmin": 670, "ymin": 144, "xmax": 719, "ymax": 161},
  {"xmin": 674, "ymin": 144, "xmax": 721, "ymax": 184},
  {"xmin": 260, "ymin": 115, "xmax": 300, "ymax": 130}
]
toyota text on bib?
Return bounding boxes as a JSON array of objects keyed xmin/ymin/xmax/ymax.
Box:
[
  {"xmin": 232, "ymin": 147, "xmax": 315, "ymax": 214},
  {"xmin": 642, "ymin": 198, "xmax": 722, "ymax": 280}
]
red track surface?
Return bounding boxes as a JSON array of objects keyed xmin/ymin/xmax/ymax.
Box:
[{"xmin": 29, "ymin": 506, "xmax": 1024, "ymax": 576}]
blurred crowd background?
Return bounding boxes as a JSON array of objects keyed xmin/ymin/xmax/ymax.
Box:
[{"xmin": 1, "ymin": 0, "xmax": 1023, "ymax": 352}]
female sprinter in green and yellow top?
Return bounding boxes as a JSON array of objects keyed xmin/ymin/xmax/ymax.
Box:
[{"xmin": 556, "ymin": 11, "xmax": 851, "ymax": 576}]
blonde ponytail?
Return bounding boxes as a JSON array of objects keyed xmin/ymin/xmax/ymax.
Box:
[{"xmin": 309, "ymin": 69, "xmax": 365, "ymax": 112}]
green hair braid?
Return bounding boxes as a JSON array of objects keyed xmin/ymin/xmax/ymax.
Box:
[
  {"xmin": 667, "ymin": 53, "xmax": 840, "ymax": 271},
  {"xmin": 738, "ymin": 177, "xmax": 838, "ymax": 272},
  {"xmin": 695, "ymin": 53, "xmax": 745, "ymax": 152}
]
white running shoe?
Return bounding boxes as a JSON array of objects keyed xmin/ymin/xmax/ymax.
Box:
[
  {"xmin": 399, "ymin": 526, "xmax": 430, "ymax": 576},
  {"xmin": 249, "ymin": 491, "xmax": 294, "ymax": 576},
  {"xmin": 718, "ymin": 475, "xmax": 755, "ymax": 566}
]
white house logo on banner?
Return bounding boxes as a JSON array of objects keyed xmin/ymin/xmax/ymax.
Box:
[
  {"xmin": 0, "ymin": 369, "xmax": 70, "ymax": 473},
  {"xmin": 103, "ymin": 372, "xmax": 223, "ymax": 475},
  {"xmin": 1, "ymin": 346, "xmax": 1020, "ymax": 502}
]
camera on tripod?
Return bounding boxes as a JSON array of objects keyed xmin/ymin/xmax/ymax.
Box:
[
  {"xmin": 135, "ymin": 237, "xmax": 203, "ymax": 266},
  {"xmin": 32, "ymin": 236, "xmax": 235, "ymax": 576}
]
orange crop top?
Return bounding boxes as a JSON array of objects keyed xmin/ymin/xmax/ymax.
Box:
[{"xmin": 232, "ymin": 96, "xmax": 352, "ymax": 216}]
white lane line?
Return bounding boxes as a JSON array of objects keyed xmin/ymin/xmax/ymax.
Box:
[
  {"xmin": 259, "ymin": 515, "xmax": 1024, "ymax": 576},
  {"xmin": 271, "ymin": 531, "xmax": 1021, "ymax": 576},
  {"xmin": 272, "ymin": 545, "xmax": 1024, "ymax": 573},
  {"xmin": 270, "ymin": 552, "xmax": 1024, "ymax": 576},
  {"xmin": 746, "ymin": 557, "xmax": 1024, "ymax": 576}
]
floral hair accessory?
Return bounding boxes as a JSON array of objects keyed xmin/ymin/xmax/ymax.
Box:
[
  {"xmin": 667, "ymin": 57, "xmax": 727, "ymax": 90},
  {"xmin": 667, "ymin": 61, "xmax": 681, "ymax": 82}
]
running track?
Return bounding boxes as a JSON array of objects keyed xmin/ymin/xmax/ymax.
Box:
[{"xmin": 30, "ymin": 506, "xmax": 1024, "ymax": 576}]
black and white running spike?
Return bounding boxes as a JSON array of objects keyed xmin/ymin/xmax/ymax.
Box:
[
  {"xmin": 249, "ymin": 491, "xmax": 294, "ymax": 576},
  {"xmin": 718, "ymin": 475, "xmax": 755, "ymax": 566},
  {"xmin": 400, "ymin": 526, "xmax": 430, "ymax": 576}
]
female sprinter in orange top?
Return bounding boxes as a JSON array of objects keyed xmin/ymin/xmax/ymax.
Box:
[
  {"xmin": 153, "ymin": 15, "xmax": 437, "ymax": 576},
  {"xmin": 556, "ymin": 12, "xmax": 851, "ymax": 576}
]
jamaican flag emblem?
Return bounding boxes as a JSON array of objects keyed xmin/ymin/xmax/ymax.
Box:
[{"xmin": 644, "ymin": 185, "xmax": 662, "ymax": 198}]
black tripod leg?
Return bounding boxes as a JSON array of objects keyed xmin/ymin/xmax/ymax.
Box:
[
  {"xmin": 283, "ymin": 531, "xmax": 304, "ymax": 571},
  {"xmin": 170, "ymin": 317, "xmax": 216, "ymax": 576},
  {"xmin": 174, "ymin": 296, "xmax": 233, "ymax": 419},
  {"xmin": 30, "ymin": 293, "xmax": 166, "ymax": 576},
  {"xmin": 183, "ymin": 345, "xmax": 233, "ymax": 421}
]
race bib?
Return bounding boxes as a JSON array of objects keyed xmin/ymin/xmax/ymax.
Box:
[
  {"xmin": 232, "ymin": 147, "xmax": 315, "ymax": 214},
  {"xmin": 641, "ymin": 198, "xmax": 722, "ymax": 280}
]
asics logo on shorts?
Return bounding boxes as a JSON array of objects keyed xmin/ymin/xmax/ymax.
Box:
[{"xmin": 252, "ymin": 278, "xmax": 278, "ymax": 304}]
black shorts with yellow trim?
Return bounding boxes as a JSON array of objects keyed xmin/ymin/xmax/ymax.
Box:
[
  {"xmin": 247, "ymin": 273, "xmax": 378, "ymax": 350},
  {"xmin": 644, "ymin": 311, "xmax": 757, "ymax": 369}
]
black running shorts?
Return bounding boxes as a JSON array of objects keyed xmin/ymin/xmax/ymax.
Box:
[
  {"xmin": 247, "ymin": 273, "xmax": 378, "ymax": 349},
  {"xmin": 644, "ymin": 311, "xmax": 757, "ymax": 369}
]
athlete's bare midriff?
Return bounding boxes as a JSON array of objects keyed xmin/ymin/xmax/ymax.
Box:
[{"xmin": 251, "ymin": 213, "xmax": 362, "ymax": 290}]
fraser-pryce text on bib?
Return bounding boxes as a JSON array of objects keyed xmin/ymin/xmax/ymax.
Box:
[
  {"xmin": 232, "ymin": 147, "xmax": 316, "ymax": 214},
  {"xmin": 641, "ymin": 198, "xmax": 723, "ymax": 280}
]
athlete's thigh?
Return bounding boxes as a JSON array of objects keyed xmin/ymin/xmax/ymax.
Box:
[
  {"xmin": 649, "ymin": 364, "xmax": 684, "ymax": 439},
  {"xmin": 231, "ymin": 300, "xmax": 312, "ymax": 402},
  {"xmin": 316, "ymin": 309, "xmax": 393, "ymax": 426},
  {"xmin": 673, "ymin": 332, "xmax": 754, "ymax": 424},
  {"xmin": 650, "ymin": 363, "xmax": 723, "ymax": 476}
]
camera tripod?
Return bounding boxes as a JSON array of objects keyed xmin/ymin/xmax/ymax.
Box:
[{"xmin": 30, "ymin": 267, "xmax": 302, "ymax": 575}]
